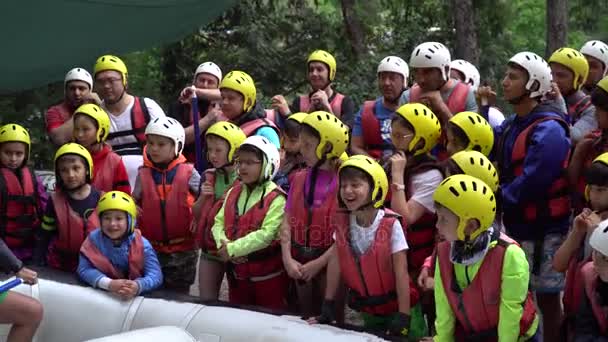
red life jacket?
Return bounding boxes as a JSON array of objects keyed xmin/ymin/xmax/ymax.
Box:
[
  {"xmin": 92, "ymin": 145, "xmax": 124, "ymax": 193},
  {"xmin": 0, "ymin": 167, "xmax": 40, "ymax": 249},
  {"xmin": 403, "ymin": 157, "xmax": 443, "ymax": 273},
  {"xmin": 438, "ymin": 233, "xmax": 537, "ymax": 341},
  {"xmin": 239, "ymin": 117, "xmax": 280, "ymax": 138},
  {"xmin": 409, "ymin": 82, "xmax": 470, "ymax": 114},
  {"xmin": 222, "ymin": 182, "xmax": 285, "ymax": 280},
  {"xmin": 51, "ymin": 190, "xmax": 99, "ymax": 255},
  {"xmin": 360, "ymin": 100, "xmax": 393, "ymax": 160},
  {"xmin": 80, "ymin": 229, "xmax": 145, "ymax": 280},
  {"xmin": 581, "ymin": 261, "xmax": 608, "ymax": 335},
  {"xmin": 106, "ymin": 97, "xmax": 151, "ymax": 154},
  {"xmin": 563, "ymin": 247, "xmax": 592, "ymax": 320},
  {"xmin": 506, "ymin": 117, "xmax": 571, "ymax": 224},
  {"xmin": 335, "ymin": 209, "xmax": 419, "ymax": 315},
  {"xmin": 196, "ymin": 169, "xmax": 234, "ymax": 254},
  {"xmin": 138, "ymin": 158, "xmax": 195, "ymax": 253},
  {"xmin": 288, "ymin": 169, "xmax": 339, "ymax": 263},
  {"xmin": 299, "ymin": 93, "xmax": 345, "ymax": 118},
  {"xmin": 567, "ymin": 92, "xmax": 593, "ymax": 124}
]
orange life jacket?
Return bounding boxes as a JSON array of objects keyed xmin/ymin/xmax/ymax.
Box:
[
  {"xmin": 92, "ymin": 145, "xmax": 125, "ymax": 193},
  {"xmin": 80, "ymin": 229, "xmax": 145, "ymax": 280},
  {"xmin": 51, "ymin": 190, "xmax": 99, "ymax": 255}
]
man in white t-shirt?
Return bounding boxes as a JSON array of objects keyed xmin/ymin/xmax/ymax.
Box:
[{"xmin": 93, "ymin": 55, "xmax": 166, "ymax": 189}]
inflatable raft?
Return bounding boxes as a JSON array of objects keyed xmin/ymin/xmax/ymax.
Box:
[{"xmin": 0, "ymin": 277, "xmax": 385, "ymax": 342}]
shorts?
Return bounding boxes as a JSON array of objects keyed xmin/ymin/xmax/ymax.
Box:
[
  {"xmin": 0, "ymin": 290, "xmax": 7, "ymax": 304},
  {"xmin": 157, "ymin": 250, "xmax": 198, "ymax": 291},
  {"xmin": 520, "ymin": 233, "xmax": 566, "ymax": 293}
]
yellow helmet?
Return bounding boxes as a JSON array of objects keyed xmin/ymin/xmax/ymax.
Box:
[
  {"xmin": 54, "ymin": 143, "xmax": 94, "ymax": 180},
  {"xmin": 205, "ymin": 121, "xmax": 247, "ymax": 163},
  {"xmin": 449, "ymin": 150, "xmax": 499, "ymax": 192},
  {"xmin": 448, "ymin": 111, "xmax": 494, "ymax": 156},
  {"xmin": 598, "ymin": 76, "xmax": 608, "ymax": 93},
  {"xmin": 586, "ymin": 153, "xmax": 608, "ymax": 201},
  {"xmin": 433, "ymin": 174, "xmax": 497, "ymax": 241},
  {"xmin": 549, "ymin": 47, "xmax": 590, "ymax": 90},
  {"xmin": 219, "ymin": 71, "xmax": 257, "ymax": 113},
  {"xmin": 339, "ymin": 152, "xmax": 349, "ymax": 162},
  {"xmin": 97, "ymin": 191, "xmax": 138, "ymax": 233},
  {"xmin": 307, "ymin": 50, "xmax": 337, "ymax": 81},
  {"xmin": 286, "ymin": 112, "xmax": 308, "ymax": 124},
  {"xmin": 94, "ymin": 55, "xmax": 128, "ymax": 86},
  {"xmin": 394, "ymin": 103, "xmax": 441, "ymax": 156},
  {"xmin": 73, "ymin": 104, "xmax": 110, "ymax": 143},
  {"xmin": 339, "ymin": 155, "xmax": 388, "ymax": 208},
  {"xmin": 0, "ymin": 123, "xmax": 31, "ymax": 163},
  {"xmin": 302, "ymin": 111, "xmax": 349, "ymax": 159}
]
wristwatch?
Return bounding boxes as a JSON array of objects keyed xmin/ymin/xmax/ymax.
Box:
[{"xmin": 391, "ymin": 183, "xmax": 406, "ymax": 191}]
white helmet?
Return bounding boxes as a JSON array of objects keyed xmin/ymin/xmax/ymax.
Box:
[
  {"xmin": 450, "ymin": 59, "xmax": 480, "ymax": 90},
  {"xmin": 508, "ymin": 52, "xmax": 553, "ymax": 98},
  {"xmin": 581, "ymin": 40, "xmax": 608, "ymax": 76},
  {"xmin": 239, "ymin": 136, "xmax": 280, "ymax": 181},
  {"xmin": 410, "ymin": 42, "xmax": 451, "ymax": 81},
  {"xmin": 590, "ymin": 218, "xmax": 608, "ymax": 256},
  {"xmin": 144, "ymin": 117, "xmax": 186, "ymax": 157},
  {"xmin": 64, "ymin": 68, "xmax": 93, "ymax": 90},
  {"xmin": 194, "ymin": 62, "xmax": 222, "ymax": 83},
  {"xmin": 377, "ymin": 56, "xmax": 409, "ymax": 88}
]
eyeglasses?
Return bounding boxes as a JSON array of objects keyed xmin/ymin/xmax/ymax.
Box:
[
  {"xmin": 235, "ymin": 159, "xmax": 262, "ymax": 167},
  {"xmin": 389, "ymin": 132, "xmax": 413, "ymax": 140},
  {"xmin": 95, "ymin": 77, "xmax": 122, "ymax": 86}
]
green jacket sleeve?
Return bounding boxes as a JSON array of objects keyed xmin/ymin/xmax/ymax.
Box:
[
  {"xmin": 498, "ymin": 244, "xmax": 531, "ymax": 341},
  {"xmin": 433, "ymin": 256, "xmax": 456, "ymax": 342},
  {"xmin": 211, "ymin": 188, "xmax": 231, "ymax": 249},
  {"xmin": 227, "ymin": 193, "xmax": 286, "ymax": 258}
]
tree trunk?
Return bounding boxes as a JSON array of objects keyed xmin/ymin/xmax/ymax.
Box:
[
  {"xmin": 452, "ymin": 0, "xmax": 479, "ymax": 66},
  {"xmin": 546, "ymin": 0, "xmax": 568, "ymax": 57},
  {"xmin": 340, "ymin": 0, "xmax": 365, "ymax": 58}
]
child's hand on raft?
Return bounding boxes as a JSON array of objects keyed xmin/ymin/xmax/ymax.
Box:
[
  {"xmin": 300, "ymin": 259, "xmax": 324, "ymax": 282},
  {"xmin": 16, "ymin": 267, "xmax": 38, "ymax": 285},
  {"xmin": 109, "ymin": 279, "xmax": 127, "ymax": 295},
  {"xmin": 284, "ymin": 258, "xmax": 303, "ymax": 280},
  {"xmin": 118, "ymin": 280, "xmax": 139, "ymax": 300}
]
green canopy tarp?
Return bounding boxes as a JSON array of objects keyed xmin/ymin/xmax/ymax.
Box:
[{"xmin": 0, "ymin": 0, "xmax": 237, "ymax": 94}]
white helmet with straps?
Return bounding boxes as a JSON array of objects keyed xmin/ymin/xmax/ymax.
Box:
[
  {"xmin": 239, "ymin": 135, "xmax": 280, "ymax": 181},
  {"xmin": 144, "ymin": 117, "xmax": 186, "ymax": 156},
  {"xmin": 377, "ymin": 56, "xmax": 409, "ymax": 88},
  {"xmin": 590, "ymin": 218, "xmax": 608, "ymax": 256},
  {"xmin": 194, "ymin": 62, "xmax": 222, "ymax": 83},
  {"xmin": 581, "ymin": 40, "xmax": 608, "ymax": 77},
  {"xmin": 450, "ymin": 59, "xmax": 480, "ymax": 90},
  {"xmin": 508, "ymin": 52, "xmax": 553, "ymax": 98},
  {"xmin": 64, "ymin": 68, "xmax": 93, "ymax": 90},
  {"xmin": 410, "ymin": 42, "xmax": 451, "ymax": 81}
]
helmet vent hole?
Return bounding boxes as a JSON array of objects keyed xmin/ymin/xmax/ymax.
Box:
[
  {"xmin": 425, "ymin": 55, "xmax": 432, "ymax": 60},
  {"xmin": 449, "ymin": 186, "xmax": 459, "ymax": 196},
  {"xmin": 482, "ymin": 186, "xmax": 487, "ymax": 194},
  {"xmin": 459, "ymin": 181, "xmax": 467, "ymax": 191},
  {"xmin": 415, "ymin": 49, "xmax": 420, "ymax": 57},
  {"xmin": 468, "ymin": 116, "xmax": 475, "ymax": 124},
  {"xmin": 472, "ymin": 182, "xmax": 478, "ymax": 191}
]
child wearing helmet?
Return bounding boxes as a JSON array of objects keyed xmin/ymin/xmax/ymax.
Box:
[
  {"xmin": 432, "ymin": 174, "xmax": 539, "ymax": 341},
  {"xmin": 580, "ymin": 40, "xmax": 608, "ymax": 94},
  {"xmin": 93, "ymin": 54, "xmax": 166, "ymax": 190},
  {"xmin": 574, "ymin": 218, "xmax": 608, "ymax": 340},
  {"xmin": 170, "ymin": 61, "xmax": 223, "ymax": 165},
  {"xmin": 0, "ymin": 123, "xmax": 48, "ymax": 261},
  {"xmin": 549, "ymin": 47, "xmax": 597, "ymax": 143},
  {"xmin": 35, "ymin": 143, "xmax": 102, "ymax": 272},
  {"xmin": 569, "ymin": 75, "xmax": 608, "ymax": 212},
  {"xmin": 219, "ymin": 70, "xmax": 281, "ymax": 149},
  {"xmin": 496, "ymin": 51, "xmax": 571, "ymax": 342},
  {"xmin": 445, "ymin": 111, "xmax": 494, "ymax": 157},
  {"xmin": 192, "ymin": 121, "xmax": 245, "ymax": 301},
  {"xmin": 211, "ymin": 136, "xmax": 287, "ymax": 310},
  {"xmin": 45, "ymin": 67, "xmax": 100, "ymax": 146},
  {"xmin": 273, "ymin": 112, "xmax": 308, "ymax": 194},
  {"xmin": 555, "ymin": 153, "xmax": 608, "ymax": 337},
  {"xmin": 270, "ymin": 50, "xmax": 356, "ymax": 127},
  {"xmin": 132, "ymin": 117, "xmax": 201, "ymax": 293},
  {"xmin": 78, "ymin": 191, "xmax": 163, "ymax": 299},
  {"xmin": 280, "ymin": 111, "xmax": 349, "ymax": 320},
  {"xmin": 311, "ymin": 155, "xmax": 428, "ymax": 340},
  {"xmin": 351, "ymin": 56, "xmax": 409, "ymax": 160},
  {"xmin": 73, "ymin": 103, "xmax": 130, "ymax": 194},
  {"xmin": 389, "ymin": 103, "xmax": 444, "ymax": 276}
]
